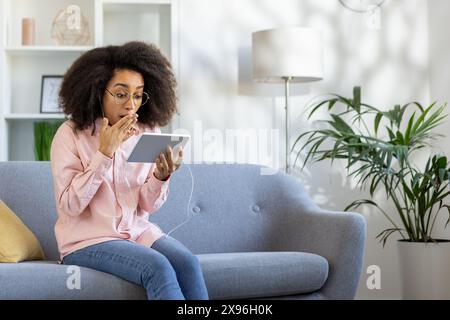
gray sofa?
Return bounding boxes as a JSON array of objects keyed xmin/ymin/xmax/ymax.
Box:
[{"xmin": 0, "ymin": 161, "xmax": 366, "ymax": 300}]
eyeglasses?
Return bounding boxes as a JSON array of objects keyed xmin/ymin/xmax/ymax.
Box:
[{"xmin": 105, "ymin": 88, "xmax": 149, "ymax": 107}]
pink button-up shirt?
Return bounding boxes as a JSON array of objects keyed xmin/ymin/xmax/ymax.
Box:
[{"xmin": 50, "ymin": 117, "xmax": 170, "ymax": 261}]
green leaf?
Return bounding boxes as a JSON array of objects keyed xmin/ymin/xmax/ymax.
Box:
[
  {"xmin": 411, "ymin": 101, "xmax": 436, "ymax": 134},
  {"xmin": 437, "ymin": 155, "xmax": 447, "ymax": 169},
  {"xmin": 402, "ymin": 181, "xmax": 416, "ymax": 202},
  {"xmin": 308, "ymin": 99, "xmax": 332, "ymax": 119},
  {"xmin": 353, "ymin": 86, "xmax": 361, "ymax": 113},
  {"xmin": 328, "ymin": 99, "xmax": 338, "ymax": 111},
  {"xmin": 374, "ymin": 113, "xmax": 383, "ymax": 136},
  {"xmin": 376, "ymin": 228, "xmax": 404, "ymax": 248},
  {"xmin": 404, "ymin": 112, "xmax": 415, "ymax": 145},
  {"xmin": 396, "ymin": 131, "xmax": 405, "ymax": 145},
  {"xmin": 329, "ymin": 114, "xmax": 354, "ymax": 134},
  {"xmin": 386, "ymin": 127, "xmax": 396, "ymax": 141}
]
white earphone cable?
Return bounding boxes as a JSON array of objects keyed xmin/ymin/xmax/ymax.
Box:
[
  {"xmin": 165, "ymin": 164, "xmax": 194, "ymax": 237},
  {"xmin": 123, "ymin": 162, "xmax": 195, "ymax": 238}
]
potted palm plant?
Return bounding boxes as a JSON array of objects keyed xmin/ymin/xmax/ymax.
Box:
[{"xmin": 292, "ymin": 87, "xmax": 450, "ymax": 299}]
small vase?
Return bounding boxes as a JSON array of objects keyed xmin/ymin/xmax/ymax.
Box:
[{"xmin": 22, "ymin": 18, "xmax": 35, "ymax": 46}]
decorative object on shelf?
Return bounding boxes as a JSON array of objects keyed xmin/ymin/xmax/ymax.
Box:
[
  {"xmin": 34, "ymin": 121, "xmax": 64, "ymax": 161},
  {"xmin": 251, "ymin": 27, "xmax": 324, "ymax": 174},
  {"xmin": 40, "ymin": 75, "xmax": 63, "ymax": 113},
  {"xmin": 339, "ymin": 0, "xmax": 385, "ymax": 30},
  {"xmin": 21, "ymin": 18, "xmax": 35, "ymax": 46},
  {"xmin": 51, "ymin": 4, "xmax": 90, "ymax": 45}
]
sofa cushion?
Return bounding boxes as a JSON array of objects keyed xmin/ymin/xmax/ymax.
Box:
[
  {"xmin": 198, "ymin": 251, "xmax": 328, "ymax": 299},
  {"xmin": 0, "ymin": 261, "xmax": 147, "ymax": 299},
  {"xmin": 0, "ymin": 200, "xmax": 45, "ymax": 263},
  {"xmin": 0, "ymin": 252, "xmax": 328, "ymax": 300}
]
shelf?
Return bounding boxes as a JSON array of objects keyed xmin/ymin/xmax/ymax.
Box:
[
  {"xmin": 5, "ymin": 45, "xmax": 94, "ymax": 56},
  {"xmin": 103, "ymin": 0, "xmax": 173, "ymax": 6},
  {"xmin": 4, "ymin": 113, "xmax": 66, "ymax": 120},
  {"xmin": 104, "ymin": 1, "xmax": 171, "ymax": 13}
]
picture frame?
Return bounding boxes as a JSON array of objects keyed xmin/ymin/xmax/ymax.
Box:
[{"xmin": 40, "ymin": 75, "xmax": 63, "ymax": 113}]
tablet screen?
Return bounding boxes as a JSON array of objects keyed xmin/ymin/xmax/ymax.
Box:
[{"xmin": 127, "ymin": 133, "xmax": 190, "ymax": 163}]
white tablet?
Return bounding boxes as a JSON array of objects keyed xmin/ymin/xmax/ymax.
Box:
[{"xmin": 127, "ymin": 132, "xmax": 190, "ymax": 163}]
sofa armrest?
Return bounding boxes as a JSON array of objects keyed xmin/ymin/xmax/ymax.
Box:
[{"xmin": 280, "ymin": 204, "xmax": 366, "ymax": 299}]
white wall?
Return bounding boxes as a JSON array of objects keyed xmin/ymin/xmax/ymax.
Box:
[
  {"xmin": 427, "ymin": 0, "xmax": 450, "ymax": 263},
  {"xmin": 429, "ymin": 0, "xmax": 450, "ymax": 157},
  {"xmin": 176, "ymin": 0, "xmax": 433, "ymax": 299}
]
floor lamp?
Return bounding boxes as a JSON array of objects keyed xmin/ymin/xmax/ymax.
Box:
[{"xmin": 252, "ymin": 27, "xmax": 324, "ymax": 174}]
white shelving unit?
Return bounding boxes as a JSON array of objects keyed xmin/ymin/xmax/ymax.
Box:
[
  {"xmin": 4, "ymin": 113, "xmax": 67, "ymax": 119},
  {"xmin": 0, "ymin": 0, "xmax": 179, "ymax": 161},
  {"xmin": 5, "ymin": 45, "xmax": 95, "ymax": 55}
]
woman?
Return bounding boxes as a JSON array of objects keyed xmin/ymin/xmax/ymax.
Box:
[{"xmin": 50, "ymin": 41, "xmax": 208, "ymax": 300}]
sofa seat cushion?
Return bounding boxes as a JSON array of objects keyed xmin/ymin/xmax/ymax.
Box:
[
  {"xmin": 0, "ymin": 261, "xmax": 147, "ymax": 300},
  {"xmin": 198, "ymin": 251, "xmax": 329, "ymax": 299},
  {"xmin": 0, "ymin": 252, "xmax": 328, "ymax": 300}
]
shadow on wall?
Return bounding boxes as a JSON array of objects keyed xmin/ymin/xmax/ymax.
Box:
[{"xmin": 179, "ymin": 0, "xmax": 429, "ymax": 119}]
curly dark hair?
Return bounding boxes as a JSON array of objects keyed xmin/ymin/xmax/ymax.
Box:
[{"xmin": 59, "ymin": 41, "xmax": 178, "ymax": 134}]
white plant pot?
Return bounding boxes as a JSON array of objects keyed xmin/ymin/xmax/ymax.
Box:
[{"xmin": 398, "ymin": 240, "xmax": 450, "ymax": 299}]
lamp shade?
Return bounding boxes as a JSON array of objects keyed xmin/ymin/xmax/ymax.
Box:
[{"xmin": 252, "ymin": 27, "xmax": 324, "ymax": 83}]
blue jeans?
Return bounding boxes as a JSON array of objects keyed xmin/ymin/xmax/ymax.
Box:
[{"xmin": 62, "ymin": 236, "xmax": 209, "ymax": 300}]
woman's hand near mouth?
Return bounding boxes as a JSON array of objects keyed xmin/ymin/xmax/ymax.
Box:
[
  {"xmin": 122, "ymin": 113, "xmax": 140, "ymax": 140},
  {"xmin": 98, "ymin": 114, "xmax": 138, "ymax": 158}
]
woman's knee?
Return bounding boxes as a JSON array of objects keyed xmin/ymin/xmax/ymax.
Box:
[
  {"xmin": 152, "ymin": 236, "xmax": 201, "ymax": 271},
  {"xmin": 175, "ymin": 250, "xmax": 202, "ymax": 275},
  {"xmin": 140, "ymin": 254, "xmax": 185, "ymax": 300},
  {"xmin": 141, "ymin": 253, "xmax": 177, "ymax": 283}
]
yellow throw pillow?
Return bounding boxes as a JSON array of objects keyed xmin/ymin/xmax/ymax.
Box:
[{"xmin": 0, "ymin": 200, "xmax": 45, "ymax": 263}]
